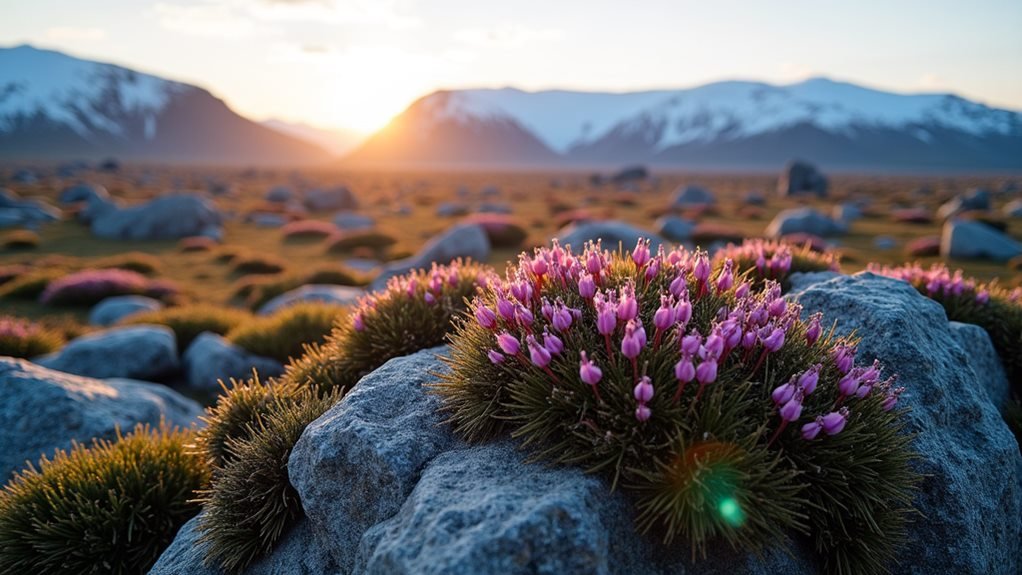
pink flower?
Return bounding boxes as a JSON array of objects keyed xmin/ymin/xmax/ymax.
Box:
[
  {"xmin": 674, "ymin": 297, "xmax": 692, "ymax": 326},
  {"xmin": 680, "ymin": 332, "xmax": 702, "ymax": 356},
  {"xmin": 760, "ymin": 327, "xmax": 786, "ymax": 353},
  {"xmin": 644, "ymin": 256, "xmax": 660, "ymax": 281},
  {"xmin": 772, "ymin": 381, "xmax": 796, "ymax": 406},
  {"xmin": 616, "ymin": 284, "xmax": 638, "ymax": 321},
  {"xmin": 821, "ymin": 408, "xmax": 849, "ymax": 435},
  {"xmin": 526, "ymin": 335, "xmax": 552, "ymax": 368},
  {"xmin": 621, "ymin": 320, "xmax": 646, "ymax": 359},
  {"xmin": 805, "ymin": 313, "xmax": 822, "ymax": 345},
  {"xmin": 515, "ymin": 304, "xmax": 534, "ymax": 327},
  {"xmin": 635, "ymin": 404, "xmax": 652, "ymax": 422},
  {"xmin": 543, "ymin": 331, "xmax": 564, "ymax": 355},
  {"xmin": 496, "ymin": 332, "xmax": 520, "ymax": 355},
  {"xmin": 838, "ymin": 371, "xmax": 860, "ymax": 397},
  {"xmin": 531, "ymin": 256, "xmax": 548, "ymax": 276},
  {"xmin": 779, "ymin": 392, "xmax": 803, "ymax": 422},
  {"xmin": 797, "ymin": 364, "xmax": 821, "ymax": 395},
  {"xmin": 693, "ymin": 254, "xmax": 710, "ymax": 284},
  {"xmin": 767, "ymin": 297, "xmax": 787, "ymax": 318},
  {"xmin": 669, "ymin": 273, "xmax": 687, "ymax": 298},
  {"xmin": 487, "ymin": 349, "xmax": 506, "ymax": 364},
  {"xmin": 882, "ymin": 386, "xmax": 905, "ymax": 411},
  {"xmin": 579, "ymin": 351, "xmax": 602, "ymax": 386},
  {"xmin": 632, "ymin": 238, "xmax": 651, "ymax": 268},
  {"xmin": 475, "ymin": 305, "xmax": 497, "ymax": 329},
  {"xmin": 674, "ymin": 355, "xmax": 695, "ymax": 383},
  {"xmin": 702, "ymin": 332, "xmax": 725, "ymax": 358},
  {"xmin": 976, "ymin": 290, "xmax": 990, "ymax": 304},
  {"xmin": 424, "ymin": 292, "xmax": 437, "ymax": 305},
  {"xmin": 734, "ymin": 282, "xmax": 750, "ymax": 299},
  {"xmin": 716, "ymin": 259, "xmax": 734, "ymax": 293},
  {"xmin": 578, "ymin": 273, "xmax": 596, "ymax": 298},
  {"xmin": 653, "ymin": 295, "xmax": 676, "ymax": 331},
  {"xmin": 695, "ymin": 357, "xmax": 718, "ymax": 385},
  {"xmin": 596, "ymin": 297, "xmax": 617, "ymax": 335},
  {"xmin": 801, "ymin": 418, "xmax": 823, "ymax": 440},
  {"xmin": 633, "ymin": 376, "xmax": 654, "ymax": 402},
  {"xmin": 585, "ymin": 246, "xmax": 603, "ymax": 274},
  {"xmin": 353, "ymin": 312, "xmax": 365, "ymax": 332},
  {"xmin": 496, "ymin": 296, "xmax": 515, "ymax": 321},
  {"xmin": 832, "ymin": 344, "xmax": 855, "ymax": 374}
]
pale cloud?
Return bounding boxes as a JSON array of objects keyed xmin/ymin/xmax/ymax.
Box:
[
  {"xmin": 249, "ymin": 0, "xmax": 420, "ymax": 28},
  {"xmin": 154, "ymin": 1, "xmax": 274, "ymax": 38},
  {"xmin": 454, "ymin": 25, "xmax": 564, "ymax": 49},
  {"xmin": 917, "ymin": 73, "xmax": 946, "ymax": 90},
  {"xmin": 45, "ymin": 26, "xmax": 107, "ymax": 41},
  {"xmin": 778, "ymin": 61, "xmax": 817, "ymax": 81}
]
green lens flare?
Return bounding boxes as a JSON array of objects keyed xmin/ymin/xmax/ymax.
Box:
[{"xmin": 718, "ymin": 497, "xmax": 745, "ymax": 527}]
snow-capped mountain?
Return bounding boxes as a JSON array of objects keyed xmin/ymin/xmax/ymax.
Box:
[
  {"xmin": 0, "ymin": 45, "xmax": 329, "ymax": 164},
  {"xmin": 349, "ymin": 79, "xmax": 1022, "ymax": 169}
]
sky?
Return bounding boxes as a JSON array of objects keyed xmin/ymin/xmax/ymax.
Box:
[{"xmin": 1, "ymin": 0, "xmax": 1020, "ymax": 136}]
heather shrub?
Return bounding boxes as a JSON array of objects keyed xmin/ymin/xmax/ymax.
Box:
[
  {"xmin": 226, "ymin": 303, "xmax": 347, "ymax": 363},
  {"xmin": 197, "ymin": 386, "xmax": 341, "ymax": 573},
  {"xmin": 1, "ymin": 230, "xmax": 39, "ymax": 250},
  {"xmin": 289, "ymin": 259, "xmax": 491, "ymax": 395},
  {"xmin": 280, "ymin": 219, "xmax": 337, "ymax": 241},
  {"xmin": 123, "ymin": 304, "xmax": 252, "ymax": 350},
  {"xmin": 325, "ymin": 230, "xmax": 397, "ymax": 253},
  {"xmin": 232, "ymin": 254, "xmax": 286, "ymax": 275},
  {"xmin": 0, "ymin": 264, "xmax": 30, "ymax": 285},
  {"xmin": 0, "ymin": 425, "xmax": 208, "ymax": 575},
  {"xmin": 233, "ymin": 264, "xmax": 366, "ymax": 310},
  {"xmin": 871, "ymin": 263, "xmax": 1022, "ymax": 397},
  {"xmin": 436, "ymin": 240, "xmax": 916, "ymax": 574},
  {"xmin": 0, "ymin": 315, "xmax": 65, "ymax": 358},
  {"xmin": 0, "ymin": 268, "xmax": 65, "ymax": 300},
  {"xmin": 714, "ymin": 239, "xmax": 840, "ymax": 292},
  {"xmin": 178, "ymin": 236, "xmax": 218, "ymax": 252},
  {"xmin": 39, "ymin": 268, "xmax": 148, "ymax": 306}
]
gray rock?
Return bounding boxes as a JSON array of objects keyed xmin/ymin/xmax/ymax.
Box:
[
  {"xmin": 182, "ymin": 332, "xmax": 284, "ymax": 393},
  {"xmin": 670, "ymin": 185, "xmax": 715, "ymax": 209},
  {"xmin": 342, "ymin": 258, "xmax": 380, "ymax": 273},
  {"xmin": 794, "ymin": 273, "xmax": 1021, "ymax": 575},
  {"xmin": 873, "ymin": 235, "xmax": 897, "ymax": 250},
  {"xmin": 0, "ymin": 189, "xmax": 61, "ymax": 229},
  {"xmin": 436, "ymin": 203, "xmax": 470, "ymax": 217},
  {"xmin": 369, "ymin": 224, "xmax": 490, "ymax": 292},
  {"xmin": 940, "ymin": 220, "xmax": 1022, "ymax": 261},
  {"xmin": 937, "ymin": 189, "xmax": 991, "ymax": 220},
  {"xmin": 948, "ymin": 321, "xmax": 1010, "ymax": 406},
  {"xmin": 36, "ymin": 325, "xmax": 179, "ymax": 381},
  {"xmin": 765, "ymin": 208, "xmax": 847, "ymax": 237},
  {"xmin": 306, "ymin": 187, "xmax": 358, "ymax": 212},
  {"xmin": 88, "ymin": 295, "xmax": 164, "ymax": 326},
  {"xmin": 786, "ymin": 271, "xmax": 842, "ymax": 294},
  {"xmin": 266, "ymin": 186, "xmax": 293, "ymax": 203},
  {"xmin": 1003, "ymin": 199, "xmax": 1022, "ymax": 218},
  {"xmin": 743, "ymin": 191, "xmax": 766, "ymax": 206},
  {"xmin": 333, "ymin": 211, "xmax": 374, "ymax": 231},
  {"xmin": 149, "ymin": 515, "xmax": 339, "ymax": 575},
  {"xmin": 250, "ymin": 213, "xmax": 287, "ymax": 228},
  {"xmin": 257, "ymin": 284, "xmax": 364, "ymax": 316},
  {"xmin": 0, "ymin": 358, "xmax": 201, "ymax": 480},
  {"xmin": 477, "ymin": 202, "xmax": 512, "ymax": 214},
  {"xmin": 656, "ymin": 216, "xmax": 696, "ymax": 242},
  {"xmin": 59, "ymin": 183, "xmax": 109, "ymax": 205},
  {"xmin": 832, "ymin": 203, "xmax": 862, "ymax": 222},
  {"xmin": 289, "ymin": 347, "xmax": 457, "ymax": 572},
  {"xmin": 556, "ymin": 221, "xmax": 663, "ymax": 253},
  {"xmin": 777, "ymin": 160, "xmax": 828, "ymax": 197},
  {"xmin": 92, "ymin": 194, "xmax": 223, "ymax": 240}
]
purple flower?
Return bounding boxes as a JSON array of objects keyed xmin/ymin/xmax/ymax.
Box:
[
  {"xmin": 578, "ymin": 273, "xmax": 596, "ymax": 298},
  {"xmin": 653, "ymin": 295, "xmax": 676, "ymax": 331},
  {"xmin": 771, "ymin": 380, "xmax": 796, "ymax": 406},
  {"xmin": 496, "ymin": 332, "xmax": 520, "ymax": 355},
  {"xmin": 695, "ymin": 357, "xmax": 718, "ymax": 385},
  {"xmin": 515, "ymin": 304, "xmax": 534, "ymax": 327},
  {"xmin": 579, "ymin": 351, "xmax": 602, "ymax": 386},
  {"xmin": 797, "ymin": 364, "xmax": 821, "ymax": 395},
  {"xmin": 674, "ymin": 297, "xmax": 692, "ymax": 326},
  {"xmin": 526, "ymin": 335, "xmax": 552, "ymax": 368},
  {"xmin": 616, "ymin": 284, "xmax": 638, "ymax": 321},
  {"xmin": 741, "ymin": 330, "xmax": 757, "ymax": 349},
  {"xmin": 596, "ymin": 297, "xmax": 617, "ymax": 335},
  {"xmin": 976, "ymin": 290, "xmax": 990, "ymax": 304},
  {"xmin": 669, "ymin": 273, "xmax": 687, "ymax": 298},
  {"xmin": 353, "ymin": 312, "xmax": 365, "ymax": 332},
  {"xmin": 716, "ymin": 259, "xmax": 734, "ymax": 293},
  {"xmin": 531, "ymin": 256, "xmax": 548, "ymax": 276},
  {"xmin": 632, "ymin": 238, "xmax": 651, "ymax": 268},
  {"xmin": 838, "ymin": 371, "xmax": 860, "ymax": 397},
  {"xmin": 620, "ymin": 320, "xmax": 646, "ymax": 359},
  {"xmin": 734, "ymin": 282, "xmax": 750, "ymax": 299},
  {"xmin": 805, "ymin": 313, "xmax": 822, "ymax": 345},
  {"xmin": 779, "ymin": 392, "xmax": 803, "ymax": 422},
  {"xmin": 882, "ymin": 386, "xmax": 905, "ymax": 411},
  {"xmin": 644, "ymin": 256, "xmax": 660, "ymax": 281},
  {"xmin": 801, "ymin": 418, "xmax": 823, "ymax": 440},
  {"xmin": 680, "ymin": 332, "xmax": 702, "ymax": 356},
  {"xmin": 552, "ymin": 305, "xmax": 573, "ymax": 332},
  {"xmin": 693, "ymin": 254, "xmax": 711, "ymax": 285},
  {"xmin": 633, "ymin": 376, "xmax": 655, "ymax": 402},
  {"xmin": 424, "ymin": 292, "xmax": 437, "ymax": 305},
  {"xmin": 475, "ymin": 305, "xmax": 497, "ymax": 329},
  {"xmin": 702, "ymin": 332, "xmax": 725, "ymax": 358},
  {"xmin": 496, "ymin": 296, "xmax": 515, "ymax": 321},
  {"xmin": 674, "ymin": 355, "xmax": 695, "ymax": 382},
  {"xmin": 543, "ymin": 331, "xmax": 564, "ymax": 355},
  {"xmin": 821, "ymin": 408, "xmax": 849, "ymax": 435},
  {"xmin": 760, "ymin": 327, "xmax": 786, "ymax": 353},
  {"xmin": 767, "ymin": 297, "xmax": 787, "ymax": 318},
  {"xmin": 635, "ymin": 404, "xmax": 652, "ymax": 422},
  {"xmin": 487, "ymin": 349, "xmax": 506, "ymax": 364},
  {"xmin": 586, "ymin": 247, "xmax": 603, "ymax": 274},
  {"xmin": 832, "ymin": 344, "xmax": 855, "ymax": 374}
]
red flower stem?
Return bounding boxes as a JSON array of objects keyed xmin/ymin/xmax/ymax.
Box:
[
  {"xmin": 672, "ymin": 381, "xmax": 688, "ymax": 404},
  {"xmin": 767, "ymin": 419, "xmax": 788, "ymax": 447}
]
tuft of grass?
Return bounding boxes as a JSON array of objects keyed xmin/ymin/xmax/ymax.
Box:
[
  {"xmin": 0, "ymin": 268, "xmax": 66, "ymax": 300},
  {"xmin": 0, "ymin": 424, "xmax": 208, "ymax": 575},
  {"xmin": 123, "ymin": 304, "xmax": 253, "ymax": 350},
  {"xmin": 325, "ymin": 231, "xmax": 397, "ymax": 254},
  {"xmin": 38, "ymin": 268, "xmax": 161, "ymax": 306},
  {"xmin": 226, "ymin": 302, "xmax": 347, "ymax": 363},
  {"xmin": 287, "ymin": 259, "xmax": 490, "ymax": 395},
  {"xmin": 232, "ymin": 254, "xmax": 287, "ymax": 275},
  {"xmin": 93, "ymin": 252, "xmax": 163, "ymax": 276},
  {"xmin": 197, "ymin": 386, "xmax": 341, "ymax": 573},
  {"xmin": 0, "ymin": 315, "xmax": 65, "ymax": 358},
  {"xmin": 714, "ymin": 239, "xmax": 840, "ymax": 292},
  {"xmin": 434, "ymin": 241, "xmax": 917, "ymax": 574},
  {"xmin": 1, "ymin": 230, "xmax": 40, "ymax": 250}
]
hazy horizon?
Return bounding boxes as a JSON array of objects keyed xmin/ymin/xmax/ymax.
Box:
[{"xmin": 2, "ymin": 0, "xmax": 1021, "ymax": 137}]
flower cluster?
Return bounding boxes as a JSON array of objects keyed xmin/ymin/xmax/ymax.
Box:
[
  {"xmin": 38, "ymin": 268, "xmax": 178, "ymax": 306},
  {"xmin": 714, "ymin": 239, "xmax": 839, "ymax": 292},
  {"xmin": 870, "ymin": 262, "xmax": 991, "ymax": 304},
  {"xmin": 438, "ymin": 239, "xmax": 916, "ymax": 574},
  {"xmin": 0, "ymin": 315, "xmax": 65, "ymax": 359}
]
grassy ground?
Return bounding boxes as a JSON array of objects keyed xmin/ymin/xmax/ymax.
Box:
[{"xmin": 2, "ymin": 167, "xmax": 1020, "ymax": 324}]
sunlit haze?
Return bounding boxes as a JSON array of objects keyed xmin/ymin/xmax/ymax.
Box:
[{"xmin": 2, "ymin": 0, "xmax": 1021, "ymax": 136}]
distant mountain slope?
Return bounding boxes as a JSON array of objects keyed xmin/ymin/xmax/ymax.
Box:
[
  {"xmin": 348, "ymin": 79, "xmax": 1022, "ymax": 170},
  {"xmin": 0, "ymin": 45, "xmax": 329, "ymax": 165},
  {"xmin": 260, "ymin": 119, "xmax": 362, "ymax": 156}
]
